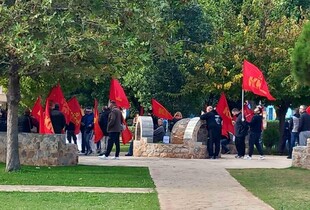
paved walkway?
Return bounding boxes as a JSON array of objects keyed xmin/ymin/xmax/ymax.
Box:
[{"xmin": 79, "ymin": 154, "xmax": 292, "ymax": 210}]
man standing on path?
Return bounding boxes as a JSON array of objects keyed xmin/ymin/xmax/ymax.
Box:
[
  {"xmin": 50, "ymin": 104, "xmax": 66, "ymax": 134},
  {"xmin": 99, "ymin": 101, "xmax": 122, "ymax": 160},
  {"xmin": 298, "ymin": 105, "xmax": 310, "ymax": 146},
  {"xmin": 98, "ymin": 106, "xmax": 111, "ymax": 155},
  {"xmin": 200, "ymin": 106, "xmax": 222, "ymax": 159},
  {"xmin": 232, "ymin": 108, "xmax": 248, "ymax": 159}
]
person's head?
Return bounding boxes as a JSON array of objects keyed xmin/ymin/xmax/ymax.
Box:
[
  {"xmin": 134, "ymin": 113, "xmax": 139, "ymax": 118},
  {"xmin": 174, "ymin": 111, "xmax": 182, "ymax": 119},
  {"xmin": 24, "ymin": 108, "xmax": 31, "ymax": 116},
  {"xmin": 102, "ymin": 106, "xmax": 108, "ymax": 111},
  {"xmin": 254, "ymin": 106, "xmax": 262, "ymax": 114},
  {"xmin": 54, "ymin": 104, "xmax": 60, "ymax": 110},
  {"xmin": 158, "ymin": 118, "xmax": 163, "ymax": 126},
  {"xmin": 232, "ymin": 108, "xmax": 240, "ymax": 116},
  {"xmin": 109, "ymin": 100, "xmax": 117, "ymax": 108},
  {"xmin": 205, "ymin": 106, "xmax": 213, "ymax": 113},
  {"xmin": 299, "ymin": 105, "xmax": 307, "ymax": 113},
  {"xmin": 85, "ymin": 107, "xmax": 92, "ymax": 114}
]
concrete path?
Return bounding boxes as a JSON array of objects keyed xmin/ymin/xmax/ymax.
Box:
[
  {"xmin": 79, "ymin": 154, "xmax": 292, "ymax": 210},
  {"xmin": 0, "ymin": 185, "xmax": 154, "ymax": 193}
]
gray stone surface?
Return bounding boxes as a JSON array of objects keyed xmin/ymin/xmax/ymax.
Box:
[
  {"xmin": 292, "ymin": 138, "xmax": 310, "ymax": 169},
  {"xmin": 0, "ymin": 133, "xmax": 78, "ymax": 166}
]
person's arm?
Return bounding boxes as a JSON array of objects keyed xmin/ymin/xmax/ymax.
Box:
[
  {"xmin": 298, "ymin": 115, "xmax": 303, "ymax": 133},
  {"xmin": 200, "ymin": 112, "xmax": 210, "ymax": 120}
]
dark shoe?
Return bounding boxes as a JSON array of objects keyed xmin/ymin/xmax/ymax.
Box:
[
  {"xmin": 125, "ymin": 153, "xmax": 132, "ymax": 156},
  {"xmin": 98, "ymin": 152, "xmax": 105, "ymax": 156},
  {"xmin": 225, "ymin": 151, "xmax": 231, "ymax": 154},
  {"xmin": 88, "ymin": 150, "xmax": 93, "ymax": 155},
  {"xmin": 287, "ymin": 156, "xmax": 292, "ymax": 159}
]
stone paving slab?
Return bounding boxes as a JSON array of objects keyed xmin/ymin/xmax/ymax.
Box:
[
  {"xmin": 79, "ymin": 154, "xmax": 292, "ymax": 210},
  {"xmin": 0, "ymin": 185, "xmax": 154, "ymax": 193}
]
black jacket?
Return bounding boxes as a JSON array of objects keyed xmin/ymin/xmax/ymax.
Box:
[
  {"xmin": 234, "ymin": 113, "xmax": 249, "ymax": 137},
  {"xmin": 50, "ymin": 109, "xmax": 66, "ymax": 134},
  {"xmin": 99, "ymin": 109, "xmax": 111, "ymax": 136},
  {"xmin": 298, "ymin": 112, "xmax": 310, "ymax": 132},
  {"xmin": 200, "ymin": 110, "xmax": 222, "ymax": 130},
  {"xmin": 18, "ymin": 114, "xmax": 33, "ymax": 133},
  {"xmin": 249, "ymin": 114, "xmax": 262, "ymax": 133}
]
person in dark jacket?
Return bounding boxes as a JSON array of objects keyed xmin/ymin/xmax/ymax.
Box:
[
  {"xmin": 298, "ymin": 105, "xmax": 310, "ymax": 146},
  {"xmin": 65, "ymin": 121, "xmax": 77, "ymax": 144},
  {"xmin": 50, "ymin": 104, "xmax": 66, "ymax": 134},
  {"xmin": 245, "ymin": 107, "xmax": 265, "ymax": 160},
  {"xmin": 98, "ymin": 106, "xmax": 111, "ymax": 156},
  {"xmin": 232, "ymin": 108, "xmax": 248, "ymax": 158},
  {"xmin": 169, "ymin": 112, "xmax": 183, "ymax": 132},
  {"xmin": 200, "ymin": 106, "xmax": 222, "ymax": 159},
  {"xmin": 18, "ymin": 108, "xmax": 33, "ymax": 133},
  {"xmin": 153, "ymin": 118, "xmax": 165, "ymax": 143},
  {"xmin": 81, "ymin": 107, "xmax": 94, "ymax": 155},
  {"xmin": 99, "ymin": 101, "xmax": 123, "ymax": 160}
]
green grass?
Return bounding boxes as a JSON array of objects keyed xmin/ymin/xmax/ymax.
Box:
[
  {"xmin": 0, "ymin": 163, "xmax": 155, "ymax": 188},
  {"xmin": 0, "ymin": 192, "xmax": 160, "ymax": 210},
  {"xmin": 228, "ymin": 167, "xmax": 310, "ymax": 210}
]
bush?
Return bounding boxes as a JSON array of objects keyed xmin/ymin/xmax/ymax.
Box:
[{"xmin": 262, "ymin": 121, "xmax": 280, "ymax": 151}]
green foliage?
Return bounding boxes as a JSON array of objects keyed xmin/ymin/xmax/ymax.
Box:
[
  {"xmin": 292, "ymin": 21, "xmax": 310, "ymax": 86},
  {"xmin": 262, "ymin": 120, "xmax": 280, "ymax": 149}
]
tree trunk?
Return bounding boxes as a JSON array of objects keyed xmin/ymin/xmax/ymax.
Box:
[
  {"xmin": 275, "ymin": 101, "xmax": 290, "ymax": 154},
  {"xmin": 5, "ymin": 61, "xmax": 21, "ymax": 172}
]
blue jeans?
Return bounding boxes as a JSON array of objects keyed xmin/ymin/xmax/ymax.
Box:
[{"xmin": 289, "ymin": 132, "xmax": 299, "ymax": 157}]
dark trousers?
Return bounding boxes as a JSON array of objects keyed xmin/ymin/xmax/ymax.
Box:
[
  {"xmin": 128, "ymin": 141, "xmax": 133, "ymax": 155},
  {"xmin": 81, "ymin": 130, "xmax": 86, "ymax": 153},
  {"xmin": 105, "ymin": 132, "xmax": 120, "ymax": 157},
  {"xmin": 67, "ymin": 131, "xmax": 77, "ymax": 144},
  {"xmin": 235, "ymin": 136, "xmax": 246, "ymax": 157},
  {"xmin": 248, "ymin": 132, "xmax": 263, "ymax": 157},
  {"xmin": 207, "ymin": 129, "xmax": 221, "ymax": 157}
]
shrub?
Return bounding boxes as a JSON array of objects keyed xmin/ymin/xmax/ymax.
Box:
[{"xmin": 262, "ymin": 120, "xmax": 280, "ymax": 151}]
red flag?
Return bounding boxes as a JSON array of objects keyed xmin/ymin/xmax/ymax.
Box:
[
  {"xmin": 151, "ymin": 99, "xmax": 173, "ymax": 120},
  {"xmin": 243, "ymin": 103, "xmax": 254, "ymax": 122},
  {"xmin": 216, "ymin": 93, "xmax": 234, "ymax": 136},
  {"xmin": 39, "ymin": 105, "xmax": 44, "ymax": 134},
  {"xmin": 47, "ymin": 84, "xmax": 71, "ymax": 124},
  {"xmin": 42, "ymin": 100, "xmax": 54, "ymax": 134},
  {"xmin": 67, "ymin": 97, "xmax": 82, "ymax": 135},
  {"xmin": 109, "ymin": 78, "xmax": 130, "ymax": 108},
  {"xmin": 31, "ymin": 96, "xmax": 43, "ymax": 122},
  {"xmin": 121, "ymin": 120, "xmax": 133, "ymax": 145},
  {"xmin": 139, "ymin": 105, "xmax": 144, "ymax": 116},
  {"xmin": 93, "ymin": 99, "xmax": 104, "ymax": 143},
  {"xmin": 306, "ymin": 106, "xmax": 310, "ymax": 114},
  {"xmin": 242, "ymin": 60, "xmax": 275, "ymax": 100}
]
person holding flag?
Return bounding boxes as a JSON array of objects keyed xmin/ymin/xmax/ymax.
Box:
[{"xmin": 232, "ymin": 108, "xmax": 248, "ymax": 159}]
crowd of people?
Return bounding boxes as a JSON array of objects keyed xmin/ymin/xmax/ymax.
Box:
[{"xmin": 5, "ymin": 101, "xmax": 310, "ymax": 160}]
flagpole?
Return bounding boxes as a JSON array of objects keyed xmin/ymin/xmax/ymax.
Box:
[{"xmin": 241, "ymin": 89, "xmax": 245, "ymax": 121}]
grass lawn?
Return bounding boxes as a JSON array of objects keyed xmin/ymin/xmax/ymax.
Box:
[
  {"xmin": 228, "ymin": 167, "xmax": 310, "ymax": 210},
  {"xmin": 0, "ymin": 163, "xmax": 155, "ymax": 188},
  {"xmin": 0, "ymin": 192, "xmax": 160, "ymax": 210}
]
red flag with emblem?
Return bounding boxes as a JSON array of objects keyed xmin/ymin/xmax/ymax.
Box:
[
  {"xmin": 67, "ymin": 96, "xmax": 82, "ymax": 135},
  {"xmin": 41, "ymin": 99, "xmax": 54, "ymax": 134},
  {"xmin": 151, "ymin": 99, "xmax": 173, "ymax": 120},
  {"xmin": 216, "ymin": 93, "xmax": 234, "ymax": 136},
  {"xmin": 109, "ymin": 78, "xmax": 130, "ymax": 109},
  {"xmin": 47, "ymin": 83, "xmax": 71, "ymax": 124},
  {"xmin": 243, "ymin": 103, "xmax": 254, "ymax": 122},
  {"xmin": 121, "ymin": 120, "xmax": 133, "ymax": 145},
  {"xmin": 242, "ymin": 60, "xmax": 275, "ymax": 101},
  {"xmin": 93, "ymin": 99, "xmax": 104, "ymax": 143},
  {"xmin": 31, "ymin": 96, "xmax": 43, "ymax": 122}
]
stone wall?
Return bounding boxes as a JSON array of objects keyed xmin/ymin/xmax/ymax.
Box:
[
  {"xmin": 134, "ymin": 138, "xmax": 207, "ymax": 159},
  {"xmin": 0, "ymin": 132, "xmax": 78, "ymax": 166},
  {"xmin": 292, "ymin": 139, "xmax": 310, "ymax": 169}
]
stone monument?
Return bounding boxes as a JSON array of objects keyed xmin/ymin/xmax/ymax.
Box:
[{"xmin": 292, "ymin": 139, "xmax": 310, "ymax": 169}]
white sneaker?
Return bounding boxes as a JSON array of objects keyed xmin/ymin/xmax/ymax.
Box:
[
  {"xmin": 243, "ymin": 155, "xmax": 252, "ymax": 160},
  {"xmin": 259, "ymin": 156, "xmax": 265, "ymax": 160},
  {"xmin": 111, "ymin": 156, "xmax": 120, "ymax": 160},
  {"xmin": 99, "ymin": 155, "xmax": 108, "ymax": 160}
]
